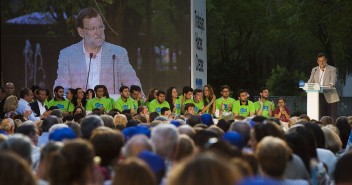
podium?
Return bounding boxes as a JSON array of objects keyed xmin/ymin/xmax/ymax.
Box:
[{"xmin": 301, "ymin": 83, "xmax": 331, "ymax": 120}]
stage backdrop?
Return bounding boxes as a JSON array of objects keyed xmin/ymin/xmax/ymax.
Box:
[{"xmin": 1, "ymin": 0, "xmax": 206, "ymax": 96}]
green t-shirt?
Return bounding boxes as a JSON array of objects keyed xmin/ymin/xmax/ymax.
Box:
[
  {"xmin": 254, "ymin": 100, "xmax": 275, "ymax": 118},
  {"xmin": 47, "ymin": 99, "xmax": 73, "ymax": 112},
  {"xmin": 131, "ymin": 97, "xmax": 145, "ymax": 110},
  {"xmin": 86, "ymin": 97, "xmax": 112, "ymax": 111},
  {"xmin": 148, "ymin": 99, "xmax": 170, "ymax": 115},
  {"xmin": 216, "ymin": 97, "xmax": 236, "ymax": 112},
  {"xmin": 114, "ymin": 97, "xmax": 135, "ymax": 112},
  {"xmin": 188, "ymin": 98, "xmax": 204, "ymax": 114},
  {"xmin": 107, "ymin": 97, "xmax": 115, "ymax": 106},
  {"xmin": 232, "ymin": 100, "xmax": 255, "ymax": 117},
  {"xmin": 174, "ymin": 98, "xmax": 182, "ymax": 115}
]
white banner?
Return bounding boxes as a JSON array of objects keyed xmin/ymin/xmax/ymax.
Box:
[{"xmin": 191, "ymin": 0, "xmax": 207, "ymax": 89}]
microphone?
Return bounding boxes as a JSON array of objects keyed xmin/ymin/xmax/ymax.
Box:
[
  {"xmin": 310, "ymin": 68, "xmax": 318, "ymax": 83},
  {"xmin": 112, "ymin": 55, "xmax": 116, "ymax": 94},
  {"xmin": 86, "ymin": 53, "xmax": 93, "ymax": 91}
]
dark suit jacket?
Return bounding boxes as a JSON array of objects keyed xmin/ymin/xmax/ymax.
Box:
[{"xmin": 29, "ymin": 100, "xmax": 48, "ymax": 117}]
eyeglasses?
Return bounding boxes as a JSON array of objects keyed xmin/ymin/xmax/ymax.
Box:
[{"xmin": 83, "ymin": 25, "xmax": 105, "ymax": 33}]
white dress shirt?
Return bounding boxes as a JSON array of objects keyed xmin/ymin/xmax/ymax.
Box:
[{"xmin": 84, "ymin": 45, "xmax": 102, "ymax": 89}]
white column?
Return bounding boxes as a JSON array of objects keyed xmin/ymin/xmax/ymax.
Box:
[{"xmin": 306, "ymin": 91, "xmax": 320, "ymax": 120}]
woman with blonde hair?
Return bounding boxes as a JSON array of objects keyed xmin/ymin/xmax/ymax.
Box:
[
  {"xmin": 113, "ymin": 114, "xmax": 128, "ymax": 127},
  {"xmin": 322, "ymin": 127, "xmax": 342, "ymax": 154},
  {"xmin": 3, "ymin": 95, "xmax": 19, "ymax": 118}
]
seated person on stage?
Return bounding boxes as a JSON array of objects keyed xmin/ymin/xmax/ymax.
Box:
[
  {"xmin": 102, "ymin": 85, "xmax": 114, "ymax": 106},
  {"xmin": 47, "ymin": 86, "xmax": 74, "ymax": 113},
  {"xmin": 232, "ymin": 89, "xmax": 255, "ymax": 117},
  {"xmin": 166, "ymin": 87, "xmax": 182, "ymax": 115},
  {"xmin": 53, "ymin": 7, "xmax": 144, "ymax": 96},
  {"xmin": 114, "ymin": 86, "xmax": 135, "ymax": 114},
  {"xmin": 180, "ymin": 86, "xmax": 193, "ymax": 114},
  {"xmin": 161, "ymin": 107, "xmax": 171, "ymax": 118},
  {"xmin": 202, "ymin": 85, "xmax": 216, "ymax": 115},
  {"xmin": 86, "ymin": 85, "xmax": 112, "ymax": 114},
  {"xmin": 254, "ymin": 87, "xmax": 274, "ymax": 118},
  {"xmin": 184, "ymin": 103, "xmax": 196, "ymax": 115},
  {"xmin": 188, "ymin": 89, "xmax": 204, "ymax": 114},
  {"xmin": 147, "ymin": 90, "xmax": 170, "ymax": 115},
  {"xmin": 216, "ymin": 85, "xmax": 236, "ymax": 116},
  {"xmin": 274, "ymin": 97, "xmax": 290, "ymax": 122},
  {"xmin": 130, "ymin": 85, "xmax": 145, "ymax": 110}
]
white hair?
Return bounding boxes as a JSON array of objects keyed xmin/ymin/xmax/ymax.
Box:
[{"xmin": 151, "ymin": 124, "xmax": 179, "ymax": 159}]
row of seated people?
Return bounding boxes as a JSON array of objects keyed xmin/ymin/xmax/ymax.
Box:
[
  {"xmin": 0, "ymin": 83, "xmax": 290, "ymax": 124},
  {"xmin": 0, "ymin": 105, "xmax": 351, "ymax": 185}
]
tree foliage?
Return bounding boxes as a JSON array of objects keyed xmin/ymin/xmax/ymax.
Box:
[
  {"xmin": 207, "ymin": 0, "xmax": 352, "ymax": 96},
  {"xmin": 266, "ymin": 65, "xmax": 305, "ymax": 96}
]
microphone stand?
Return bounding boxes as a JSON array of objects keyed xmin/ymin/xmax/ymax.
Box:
[
  {"xmin": 86, "ymin": 53, "xmax": 93, "ymax": 91},
  {"xmin": 112, "ymin": 55, "xmax": 116, "ymax": 94}
]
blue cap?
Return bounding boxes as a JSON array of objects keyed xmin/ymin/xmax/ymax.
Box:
[
  {"xmin": 122, "ymin": 126, "xmax": 151, "ymax": 141},
  {"xmin": 0, "ymin": 130, "xmax": 8, "ymax": 136},
  {"xmin": 49, "ymin": 127, "xmax": 76, "ymax": 141},
  {"xmin": 170, "ymin": 120, "xmax": 182, "ymax": 127},
  {"xmin": 222, "ymin": 131, "xmax": 245, "ymax": 149},
  {"xmin": 138, "ymin": 150, "xmax": 165, "ymax": 175},
  {"xmin": 200, "ymin": 114, "xmax": 213, "ymax": 126}
]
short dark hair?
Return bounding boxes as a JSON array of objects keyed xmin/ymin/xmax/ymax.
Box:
[
  {"xmin": 185, "ymin": 103, "xmax": 195, "ymax": 111},
  {"xmin": 80, "ymin": 115, "xmax": 103, "ymax": 139},
  {"xmin": 156, "ymin": 90, "xmax": 166, "ymax": 96},
  {"xmin": 260, "ymin": 87, "xmax": 268, "ymax": 93},
  {"xmin": 182, "ymin": 86, "xmax": 193, "ymax": 94},
  {"xmin": 317, "ymin": 53, "xmax": 327, "ymax": 59},
  {"xmin": 16, "ymin": 122, "xmax": 37, "ymax": 138},
  {"xmin": 77, "ymin": 7, "xmax": 101, "ymax": 28},
  {"xmin": 20, "ymin": 88, "xmax": 31, "ymax": 99},
  {"xmin": 277, "ymin": 97, "xmax": 285, "ymax": 103},
  {"xmin": 238, "ymin": 89, "xmax": 248, "ymax": 97},
  {"xmin": 30, "ymin": 85, "xmax": 40, "ymax": 95},
  {"xmin": 220, "ymin": 85, "xmax": 230, "ymax": 91},
  {"xmin": 119, "ymin": 86, "xmax": 129, "ymax": 93},
  {"xmin": 149, "ymin": 112, "xmax": 159, "ymax": 122},
  {"xmin": 193, "ymin": 89, "xmax": 203, "ymax": 96},
  {"xmin": 161, "ymin": 107, "xmax": 170, "ymax": 115},
  {"xmin": 41, "ymin": 115, "xmax": 59, "ymax": 132},
  {"xmin": 130, "ymin": 85, "xmax": 141, "ymax": 93},
  {"xmin": 54, "ymin": 86, "xmax": 64, "ymax": 94},
  {"xmin": 36, "ymin": 88, "xmax": 46, "ymax": 95},
  {"xmin": 94, "ymin": 85, "xmax": 105, "ymax": 93}
]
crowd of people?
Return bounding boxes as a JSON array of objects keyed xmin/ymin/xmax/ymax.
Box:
[{"xmin": 0, "ymin": 82, "xmax": 352, "ymax": 185}]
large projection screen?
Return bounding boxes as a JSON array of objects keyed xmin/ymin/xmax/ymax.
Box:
[{"xmin": 1, "ymin": 1, "xmax": 191, "ymax": 95}]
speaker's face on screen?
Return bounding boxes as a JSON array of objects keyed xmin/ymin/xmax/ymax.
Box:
[{"xmin": 78, "ymin": 15, "xmax": 105, "ymax": 49}]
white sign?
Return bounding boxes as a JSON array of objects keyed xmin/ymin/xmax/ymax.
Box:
[{"xmin": 191, "ymin": 0, "xmax": 207, "ymax": 89}]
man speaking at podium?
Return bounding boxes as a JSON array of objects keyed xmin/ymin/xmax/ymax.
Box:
[
  {"xmin": 54, "ymin": 7, "xmax": 143, "ymax": 96},
  {"xmin": 308, "ymin": 53, "xmax": 339, "ymax": 119}
]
